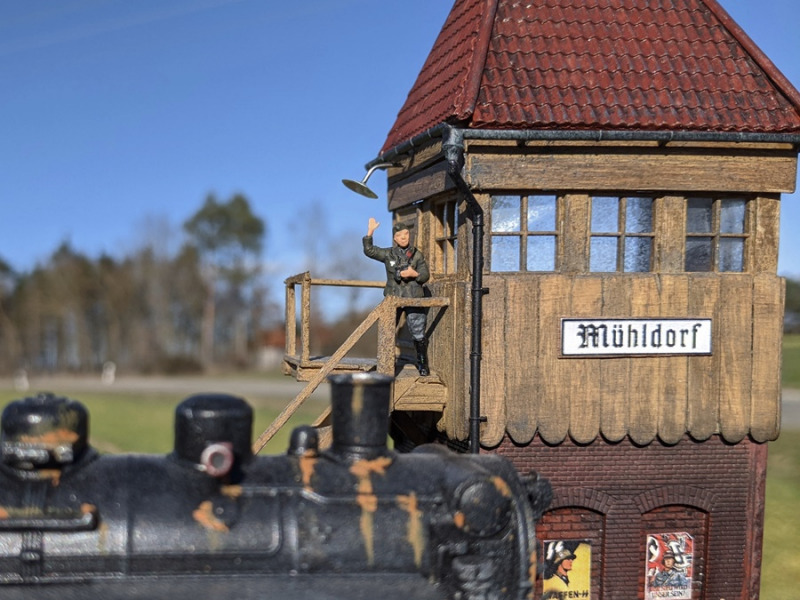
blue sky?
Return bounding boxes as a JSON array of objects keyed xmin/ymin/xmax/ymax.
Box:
[{"xmin": 2, "ymin": 0, "xmax": 799, "ymax": 290}]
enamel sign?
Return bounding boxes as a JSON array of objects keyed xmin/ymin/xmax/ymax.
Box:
[{"xmin": 561, "ymin": 318, "xmax": 712, "ymax": 357}]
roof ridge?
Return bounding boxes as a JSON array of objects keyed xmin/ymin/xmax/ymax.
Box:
[
  {"xmin": 701, "ymin": 0, "xmax": 800, "ymax": 112},
  {"xmin": 454, "ymin": 0, "xmax": 500, "ymax": 119}
]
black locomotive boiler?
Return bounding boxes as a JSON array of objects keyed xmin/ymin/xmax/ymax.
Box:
[{"xmin": 0, "ymin": 373, "xmax": 551, "ymax": 599}]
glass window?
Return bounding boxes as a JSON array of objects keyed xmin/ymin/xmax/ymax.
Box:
[
  {"xmin": 490, "ymin": 194, "xmax": 558, "ymax": 272},
  {"xmin": 590, "ymin": 196, "xmax": 654, "ymax": 272},
  {"xmin": 685, "ymin": 197, "xmax": 747, "ymax": 272}
]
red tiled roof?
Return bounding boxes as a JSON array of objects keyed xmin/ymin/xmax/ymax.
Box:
[{"xmin": 381, "ymin": 0, "xmax": 800, "ymax": 153}]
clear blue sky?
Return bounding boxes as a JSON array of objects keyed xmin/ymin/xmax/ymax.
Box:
[{"xmin": 2, "ymin": 0, "xmax": 799, "ymax": 287}]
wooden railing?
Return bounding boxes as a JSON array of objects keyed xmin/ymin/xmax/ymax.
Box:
[{"xmin": 252, "ymin": 273, "xmax": 449, "ymax": 453}]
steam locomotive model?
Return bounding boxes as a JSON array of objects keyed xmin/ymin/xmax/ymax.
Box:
[{"xmin": 0, "ymin": 373, "xmax": 551, "ymax": 599}]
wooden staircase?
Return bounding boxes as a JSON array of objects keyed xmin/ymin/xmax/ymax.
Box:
[{"xmin": 252, "ymin": 273, "xmax": 450, "ymax": 453}]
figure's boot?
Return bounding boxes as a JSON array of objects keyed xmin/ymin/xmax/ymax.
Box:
[{"xmin": 414, "ymin": 340, "xmax": 430, "ymax": 376}]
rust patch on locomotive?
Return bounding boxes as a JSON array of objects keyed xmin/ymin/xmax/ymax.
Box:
[
  {"xmin": 529, "ymin": 550, "xmax": 537, "ymax": 588},
  {"xmin": 299, "ymin": 455, "xmax": 318, "ymax": 491},
  {"xmin": 221, "ymin": 485, "xmax": 243, "ymax": 499},
  {"xmin": 350, "ymin": 456, "xmax": 392, "ymax": 564},
  {"xmin": 351, "ymin": 385, "xmax": 364, "ymax": 418},
  {"xmin": 453, "ymin": 510, "xmax": 466, "ymax": 529},
  {"xmin": 397, "ymin": 492, "xmax": 425, "ymax": 568},
  {"xmin": 491, "ymin": 476, "xmax": 512, "ymax": 497},
  {"xmin": 17, "ymin": 428, "xmax": 80, "ymax": 446},
  {"xmin": 193, "ymin": 500, "xmax": 229, "ymax": 533}
]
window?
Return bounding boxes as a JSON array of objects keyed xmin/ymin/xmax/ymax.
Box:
[
  {"xmin": 432, "ymin": 200, "xmax": 458, "ymax": 274},
  {"xmin": 589, "ymin": 196, "xmax": 654, "ymax": 272},
  {"xmin": 685, "ymin": 197, "xmax": 747, "ymax": 272},
  {"xmin": 490, "ymin": 194, "xmax": 558, "ymax": 271}
]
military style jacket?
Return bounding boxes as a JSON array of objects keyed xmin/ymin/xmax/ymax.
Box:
[{"xmin": 362, "ymin": 236, "xmax": 430, "ymax": 298}]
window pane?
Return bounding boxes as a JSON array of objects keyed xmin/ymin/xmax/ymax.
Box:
[
  {"xmin": 720, "ymin": 199, "xmax": 745, "ymax": 234},
  {"xmin": 687, "ymin": 198, "xmax": 712, "ymax": 233},
  {"xmin": 527, "ymin": 236, "xmax": 556, "ymax": 271},
  {"xmin": 624, "ymin": 237, "xmax": 651, "ymax": 272},
  {"xmin": 491, "ymin": 196, "xmax": 521, "ymax": 232},
  {"xmin": 434, "ymin": 204, "xmax": 445, "ymax": 236},
  {"xmin": 591, "ymin": 196, "xmax": 619, "ymax": 232},
  {"xmin": 590, "ymin": 237, "xmax": 617, "ymax": 271},
  {"xmin": 626, "ymin": 197, "xmax": 653, "ymax": 233},
  {"xmin": 685, "ymin": 237, "xmax": 713, "ymax": 271},
  {"xmin": 719, "ymin": 238, "xmax": 744, "ymax": 272},
  {"xmin": 528, "ymin": 195, "xmax": 556, "ymax": 231},
  {"xmin": 491, "ymin": 236, "xmax": 520, "ymax": 271}
]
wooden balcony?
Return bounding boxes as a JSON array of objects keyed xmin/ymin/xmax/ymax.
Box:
[{"xmin": 252, "ymin": 273, "xmax": 450, "ymax": 453}]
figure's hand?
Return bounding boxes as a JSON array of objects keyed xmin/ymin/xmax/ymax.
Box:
[
  {"xmin": 367, "ymin": 217, "xmax": 380, "ymax": 236},
  {"xmin": 400, "ymin": 267, "xmax": 419, "ymax": 279}
]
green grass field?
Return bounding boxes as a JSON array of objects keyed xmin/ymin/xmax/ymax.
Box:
[
  {"xmin": 762, "ymin": 430, "xmax": 799, "ymax": 598},
  {"xmin": 782, "ymin": 334, "xmax": 800, "ymax": 388},
  {"xmin": 0, "ymin": 387, "xmax": 324, "ymax": 456}
]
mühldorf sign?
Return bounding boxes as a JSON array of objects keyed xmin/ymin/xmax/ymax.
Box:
[{"xmin": 561, "ymin": 318, "xmax": 712, "ymax": 357}]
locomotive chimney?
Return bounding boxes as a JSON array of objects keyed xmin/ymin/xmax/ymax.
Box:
[
  {"xmin": 173, "ymin": 394, "xmax": 253, "ymax": 477},
  {"xmin": 328, "ymin": 373, "xmax": 393, "ymax": 461}
]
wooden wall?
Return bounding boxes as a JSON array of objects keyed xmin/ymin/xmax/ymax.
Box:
[
  {"xmin": 461, "ymin": 273, "xmax": 785, "ymax": 447},
  {"xmin": 386, "ymin": 139, "xmax": 793, "ymax": 447}
]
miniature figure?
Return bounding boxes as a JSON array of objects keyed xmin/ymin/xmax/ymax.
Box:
[{"xmin": 362, "ymin": 217, "xmax": 430, "ymax": 375}]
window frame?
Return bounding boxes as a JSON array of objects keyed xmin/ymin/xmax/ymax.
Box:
[
  {"xmin": 488, "ymin": 193, "xmax": 560, "ymax": 272},
  {"xmin": 431, "ymin": 199, "xmax": 459, "ymax": 275},
  {"xmin": 684, "ymin": 195, "xmax": 749, "ymax": 273},
  {"xmin": 589, "ymin": 195, "xmax": 655, "ymax": 273}
]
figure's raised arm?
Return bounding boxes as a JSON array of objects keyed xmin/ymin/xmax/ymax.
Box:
[{"xmin": 367, "ymin": 217, "xmax": 380, "ymax": 237}]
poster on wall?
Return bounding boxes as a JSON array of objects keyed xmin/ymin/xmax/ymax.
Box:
[
  {"xmin": 645, "ymin": 532, "xmax": 694, "ymax": 599},
  {"xmin": 542, "ymin": 539, "xmax": 591, "ymax": 599}
]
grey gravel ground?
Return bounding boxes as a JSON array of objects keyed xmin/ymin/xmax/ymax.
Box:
[{"xmin": 781, "ymin": 388, "xmax": 800, "ymax": 430}]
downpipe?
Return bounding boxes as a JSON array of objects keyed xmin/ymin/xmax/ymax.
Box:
[{"xmin": 443, "ymin": 126, "xmax": 486, "ymax": 454}]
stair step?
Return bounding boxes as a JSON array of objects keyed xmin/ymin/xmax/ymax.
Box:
[
  {"xmin": 283, "ymin": 355, "xmax": 377, "ymax": 382},
  {"xmin": 393, "ymin": 366, "xmax": 446, "ymax": 411}
]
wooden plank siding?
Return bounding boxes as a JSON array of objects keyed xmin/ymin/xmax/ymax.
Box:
[
  {"xmin": 427, "ymin": 280, "xmax": 469, "ymax": 440},
  {"xmin": 535, "ymin": 275, "xmax": 573, "ymax": 443},
  {"xmin": 750, "ymin": 274, "xmax": 784, "ymax": 441},
  {"xmin": 465, "ymin": 273, "xmax": 782, "ymax": 446},
  {"xmin": 627, "ymin": 277, "xmax": 662, "ymax": 445},
  {"xmin": 480, "ymin": 276, "xmax": 508, "ymax": 446},
  {"xmin": 504, "ymin": 276, "xmax": 541, "ymax": 444},
  {"xmin": 466, "ymin": 146, "xmax": 798, "ymax": 194},
  {"xmin": 384, "ymin": 140, "xmax": 791, "ymax": 447},
  {"xmin": 599, "ymin": 276, "xmax": 632, "ymax": 442},
  {"xmin": 717, "ymin": 276, "xmax": 753, "ymax": 443},
  {"xmin": 567, "ymin": 276, "xmax": 603, "ymax": 443},
  {"xmin": 657, "ymin": 275, "xmax": 690, "ymax": 444},
  {"xmin": 686, "ymin": 275, "xmax": 721, "ymax": 440}
]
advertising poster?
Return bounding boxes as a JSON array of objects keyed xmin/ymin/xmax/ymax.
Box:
[
  {"xmin": 542, "ymin": 539, "xmax": 591, "ymax": 599},
  {"xmin": 645, "ymin": 532, "xmax": 693, "ymax": 599}
]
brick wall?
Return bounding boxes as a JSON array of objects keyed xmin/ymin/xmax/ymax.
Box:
[{"xmin": 490, "ymin": 434, "xmax": 768, "ymax": 600}]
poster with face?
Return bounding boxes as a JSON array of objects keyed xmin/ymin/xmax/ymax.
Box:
[
  {"xmin": 542, "ymin": 539, "xmax": 591, "ymax": 599},
  {"xmin": 645, "ymin": 532, "xmax": 693, "ymax": 599}
]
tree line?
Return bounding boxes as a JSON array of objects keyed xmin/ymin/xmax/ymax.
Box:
[
  {"xmin": 0, "ymin": 194, "xmax": 272, "ymax": 375},
  {"xmin": 3, "ymin": 197, "xmax": 798, "ymax": 377}
]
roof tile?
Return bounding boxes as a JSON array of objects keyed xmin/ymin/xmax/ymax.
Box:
[{"xmin": 382, "ymin": 0, "xmax": 800, "ymax": 153}]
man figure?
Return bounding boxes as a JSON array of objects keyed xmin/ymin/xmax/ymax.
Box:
[
  {"xmin": 363, "ymin": 217, "xmax": 430, "ymax": 375},
  {"xmin": 652, "ymin": 552, "xmax": 690, "ymax": 588}
]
